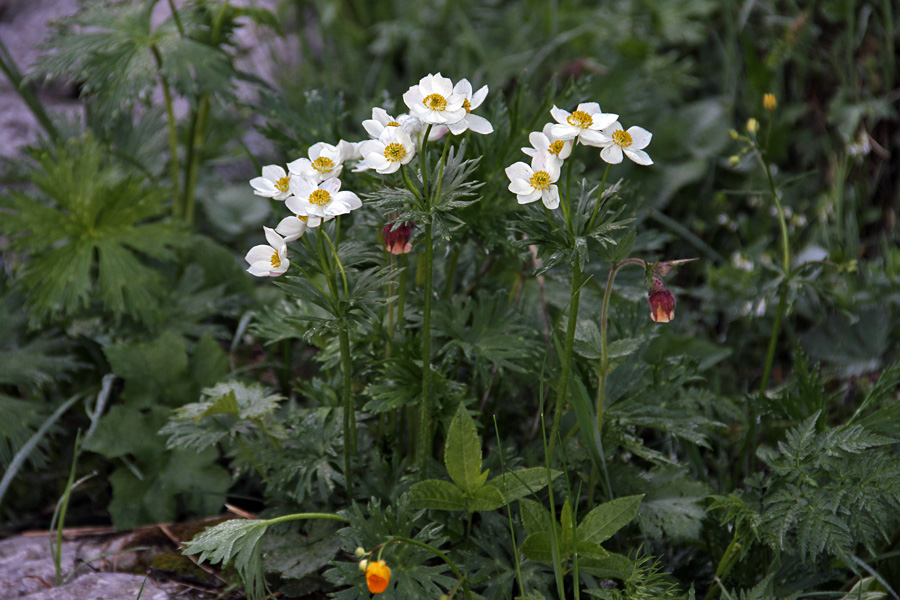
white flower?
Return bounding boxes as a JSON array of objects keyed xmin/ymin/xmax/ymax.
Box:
[
  {"xmin": 522, "ymin": 123, "xmax": 573, "ymax": 163},
  {"xmin": 598, "ymin": 122, "xmax": 653, "ymax": 165},
  {"xmin": 338, "ymin": 139, "xmax": 362, "ymax": 162},
  {"xmin": 549, "ymin": 102, "xmax": 618, "ymax": 146},
  {"xmin": 447, "ymin": 79, "xmax": 493, "ymax": 135},
  {"xmin": 275, "ymin": 213, "xmax": 323, "ymax": 242},
  {"xmin": 357, "ymin": 126, "xmax": 416, "ymax": 174},
  {"xmin": 245, "ymin": 227, "xmax": 289, "ymax": 277},
  {"xmin": 363, "ymin": 108, "xmax": 404, "ymax": 139},
  {"xmin": 250, "ymin": 165, "xmax": 293, "ymax": 201},
  {"xmin": 287, "ymin": 142, "xmax": 344, "ymax": 183},
  {"xmin": 402, "ymin": 73, "xmax": 467, "ymax": 125},
  {"xmin": 505, "ymin": 151, "xmax": 561, "ymax": 210},
  {"xmin": 286, "ymin": 176, "xmax": 362, "ymax": 219}
]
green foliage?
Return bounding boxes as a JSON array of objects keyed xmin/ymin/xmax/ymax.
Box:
[
  {"xmin": 0, "ymin": 136, "xmax": 189, "ymax": 324},
  {"xmin": 184, "ymin": 518, "xmax": 270, "ymax": 600}
]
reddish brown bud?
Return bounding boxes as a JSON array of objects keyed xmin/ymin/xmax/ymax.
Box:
[
  {"xmin": 382, "ymin": 222, "xmax": 413, "ymax": 255},
  {"xmin": 648, "ymin": 279, "xmax": 675, "ymax": 323}
]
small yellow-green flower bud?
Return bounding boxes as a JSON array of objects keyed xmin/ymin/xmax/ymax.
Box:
[
  {"xmin": 355, "ymin": 547, "xmax": 367, "ymax": 558},
  {"xmin": 728, "ymin": 155, "xmax": 740, "ymax": 166},
  {"xmin": 763, "ymin": 93, "xmax": 777, "ymax": 112},
  {"xmin": 746, "ymin": 118, "xmax": 759, "ymax": 134},
  {"xmin": 359, "ymin": 559, "xmax": 369, "ymax": 572},
  {"xmin": 728, "ymin": 129, "xmax": 739, "ymax": 140}
]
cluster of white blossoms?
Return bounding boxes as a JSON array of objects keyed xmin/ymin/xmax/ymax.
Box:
[
  {"xmin": 245, "ymin": 73, "xmax": 492, "ymax": 277},
  {"xmin": 505, "ymin": 102, "xmax": 652, "ymax": 209}
]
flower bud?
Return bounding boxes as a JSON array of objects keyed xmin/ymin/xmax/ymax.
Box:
[
  {"xmin": 358, "ymin": 559, "xmax": 368, "ymax": 572},
  {"xmin": 763, "ymin": 93, "xmax": 777, "ymax": 112},
  {"xmin": 355, "ymin": 547, "xmax": 367, "ymax": 558},
  {"xmin": 383, "ymin": 222, "xmax": 414, "ymax": 255},
  {"xmin": 366, "ymin": 559, "xmax": 391, "ymax": 594},
  {"xmin": 746, "ymin": 118, "xmax": 759, "ymax": 134},
  {"xmin": 728, "ymin": 155, "xmax": 740, "ymax": 166},
  {"xmin": 728, "ymin": 129, "xmax": 739, "ymax": 140},
  {"xmin": 648, "ymin": 279, "xmax": 675, "ymax": 323}
]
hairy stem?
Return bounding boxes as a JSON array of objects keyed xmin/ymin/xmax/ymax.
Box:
[
  {"xmin": 548, "ymin": 259, "xmax": 582, "ymax": 455},
  {"xmin": 151, "ymin": 46, "xmax": 182, "ymax": 219}
]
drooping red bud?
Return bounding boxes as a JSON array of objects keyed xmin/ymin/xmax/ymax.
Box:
[
  {"xmin": 648, "ymin": 278, "xmax": 675, "ymax": 323},
  {"xmin": 382, "ymin": 222, "xmax": 414, "ymax": 255}
]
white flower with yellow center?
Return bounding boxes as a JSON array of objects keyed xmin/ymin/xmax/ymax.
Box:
[
  {"xmin": 522, "ymin": 123, "xmax": 573, "ymax": 163},
  {"xmin": 549, "ymin": 103, "xmax": 618, "ymax": 146},
  {"xmin": 288, "ymin": 142, "xmax": 344, "ymax": 183},
  {"xmin": 357, "ymin": 126, "xmax": 416, "ymax": 175},
  {"xmin": 363, "ymin": 108, "xmax": 405, "ymax": 139},
  {"xmin": 245, "ymin": 227, "xmax": 289, "ymax": 277},
  {"xmin": 275, "ymin": 213, "xmax": 323, "ymax": 243},
  {"xmin": 598, "ymin": 121, "xmax": 653, "ymax": 166},
  {"xmin": 505, "ymin": 151, "xmax": 561, "ymax": 210},
  {"xmin": 402, "ymin": 73, "xmax": 467, "ymax": 125},
  {"xmin": 447, "ymin": 79, "xmax": 493, "ymax": 135},
  {"xmin": 250, "ymin": 165, "xmax": 293, "ymax": 201},
  {"xmin": 287, "ymin": 176, "xmax": 362, "ymax": 219}
]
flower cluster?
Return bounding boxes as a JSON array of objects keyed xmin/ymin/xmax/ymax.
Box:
[
  {"xmin": 245, "ymin": 73, "xmax": 492, "ymax": 276},
  {"xmin": 506, "ymin": 102, "xmax": 652, "ymax": 209}
]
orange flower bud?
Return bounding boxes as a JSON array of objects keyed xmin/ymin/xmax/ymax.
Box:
[
  {"xmin": 648, "ymin": 279, "xmax": 675, "ymax": 323},
  {"xmin": 763, "ymin": 93, "xmax": 777, "ymax": 112},
  {"xmin": 366, "ymin": 559, "xmax": 391, "ymax": 594},
  {"xmin": 383, "ymin": 222, "xmax": 414, "ymax": 255}
]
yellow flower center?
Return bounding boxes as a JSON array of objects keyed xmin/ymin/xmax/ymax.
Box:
[
  {"xmin": 423, "ymin": 93, "xmax": 447, "ymax": 111},
  {"xmin": 297, "ymin": 215, "xmax": 308, "ymax": 222},
  {"xmin": 309, "ymin": 189, "xmax": 332, "ymax": 205},
  {"xmin": 386, "ymin": 121, "xmax": 400, "ymax": 127},
  {"xmin": 548, "ymin": 140, "xmax": 566, "ymax": 156},
  {"xmin": 312, "ymin": 156, "xmax": 335, "ymax": 173},
  {"xmin": 270, "ymin": 252, "xmax": 281, "ymax": 268},
  {"xmin": 567, "ymin": 110, "xmax": 593, "ymax": 129},
  {"xmin": 275, "ymin": 176, "xmax": 290, "ymax": 192},
  {"xmin": 384, "ymin": 142, "xmax": 407, "ymax": 162},
  {"xmin": 529, "ymin": 171, "xmax": 552, "ymax": 191},
  {"xmin": 463, "ymin": 99, "xmax": 471, "ymax": 114},
  {"xmin": 612, "ymin": 129, "xmax": 633, "ymax": 148}
]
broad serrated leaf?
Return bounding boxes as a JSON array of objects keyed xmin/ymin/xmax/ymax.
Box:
[
  {"xmin": 521, "ymin": 498, "xmax": 552, "ymax": 537},
  {"xmin": 408, "ymin": 479, "xmax": 468, "ymax": 511},
  {"xmin": 577, "ymin": 495, "xmax": 643, "ymax": 546},
  {"xmin": 444, "ymin": 402, "xmax": 486, "ymax": 494},
  {"xmin": 185, "ymin": 519, "xmax": 269, "ymax": 600},
  {"xmin": 489, "ymin": 467, "xmax": 562, "ymax": 504},
  {"xmin": 468, "ymin": 484, "xmax": 506, "ymax": 512},
  {"xmin": 520, "ymin": 531, "xmax": 557, "ymax": 563}
]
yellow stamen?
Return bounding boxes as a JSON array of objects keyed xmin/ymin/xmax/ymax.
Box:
[
  {"xmin": 463, "ymin": 99, "xmax": 471, "ymax": 114},
  {"xmin": 312, "ymin": 157, "xmax": 335, "ymax": 173},
  {"xmin": 423, "ymin": 94, "xmax": 447, "ymax": 111},
  {"xmin": 529, "ymin": 171, "xmax": 552, "ymax": 191},
  {"xmin": 567, "ymin": 110, "xmax": 593, "ymax": 129},
  {"xmin": 297, "ymin": 215, "xmax": 308, "ymax": 222},
  {"xmin": 548, "ymin": 140, "xmax": 565, "ymax": 156},
  {"xmin": 270, "ymin": 252, "xmax": 281, "ymax": 268},
  {"xmin": 612, "ymin": 129, "xmax": 633, "ymax": 148},
  {"xmin": 386, "ymin": 121, "xmax": 400, "ymax": 127},
  {"xmin": 384, "ymin": 142, "xmax": 407, "ymax": 162},
  {"xmin": 309, "ymin": 189, "xmax": 331, "ymax": 205},
  {"xmin": 275, "ymin": 176, "xmax": 290, "ymax": 192}
]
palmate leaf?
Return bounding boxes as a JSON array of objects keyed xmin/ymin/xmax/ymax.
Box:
[
  {"xmin": 30, "ymin": 0, "xmax": 233, "ymax": 114},
  {"xmin": 184, "ymin": 518, "xmax": 270, "ymax": 600},
  {"xmin": 0, "ymin": 137, "xmax": 189, "ymax": 324}
]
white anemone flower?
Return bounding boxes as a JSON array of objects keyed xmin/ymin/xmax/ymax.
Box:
[
  {"xmin": 287, "ymin": 142, "xmax": 344, "ymax": 183},
  {"xmin": 505, "ymin": 151, "xmax": 561, "ymax": 210},
  {"xmin": 287, "ymin": 176, "xmax": 362, "ymax": 219},
  {"xmin": 598, "ymin": 122, "xmax": 653, "ymax": 165},
  {"xmin": 338, "ymin": 139, "xmax": 362, "ymax": 162},
  {"xmin": 363, "ymin": 108, "xmax": 405, "ymax": 139},
  {"xmin": 357, "ymin": 126, "xmax": 416, "ymax": 174},
  {"xmin": 549, "ymin": 102, "xmax": 618, "ymax": 146},
  {"xmin": 250, "ymin": 165, "xmax": 292, "ymax": 201},
  {"xmin": 522, "ymin": 123, "xmax": 573, "ymax": 163},
  {"xmin": 275, "ymin": 213, "xmax": 323, "ymax": 243},
  {"xmin": 245, "ymin": 227, "xmax": 289, "ymax": 277},
  {"xmin": 447, "ymin": 79, "xmax": 493, "ymax": 135},
  {"xmin": 402, "ymin": 73, "xmax": 467, "ymax": 125}
]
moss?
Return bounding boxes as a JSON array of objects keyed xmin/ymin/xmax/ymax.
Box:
[{"xmin": 149, "ymin": 551, "xmax": 212, "ymax": 582}]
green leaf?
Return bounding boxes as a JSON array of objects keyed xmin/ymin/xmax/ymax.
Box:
[
  {"xmin": 576, "ymin": 495, "xmax": 644, "ymax": 546},
  {"xmin": 560, "ymin": 499, "xmax": 574, "ymax": 555},
  {"xmin": 489, "ymin": 467, "xmax": 562, "ymax": 503},
  {"xmin": 408, "ymin": 479, "xmax": 468, "ymax": 511},
  {"xmin": 184, "ymin": 519, "xmax": 269, "ymax": 600},
  {"xmin": 574, "ymin": 541, "xmax": 609, "ymax": 560},
  {"xmin": 199, "ymin": 390, "xmax": 240, "ymax": 419},
  {"xmin": 520, "ymin": 531, "xmax": 557, "ymax": 563},
  {"xmin": 468, "ymin": 484, "xmax": 506, "ymax": 512},
  {"xmin": 520, "ymin": 498, "xmax": 551, "ymax": 537},
  {"xmin": 444, "ymin": 402, "xmax": 486, "ymax": 494}
]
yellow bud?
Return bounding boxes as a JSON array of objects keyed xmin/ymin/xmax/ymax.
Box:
[
  {"xmin": 359, "ymin": 559, "xmax": 369, "ymax": 572},
  {"xmin": 355, "ymin": 547, "xmax": 367, "ymax": 558},
  {"xmin": 728, "ymin": 129, "xmax": 739, "ymax": 140},
  {"xmin": 728, "ymin": 155, "xmax": 740, "ymax": 166},
  {"xmin": 763, "ymin": 93, "xmax": 777, "ymax": 112},
  {"xmin": 746, "ymin": 118, "xmax": 759, "ymax": 134}
]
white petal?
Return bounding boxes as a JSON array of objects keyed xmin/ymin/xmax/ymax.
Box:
[
  {"xmin": 509, "ymin": 179, "xmax": 533, "ymax": 195},
  {"xmin": 321, "ymin": 177, "xmax": 342, "ymax": 194},
  {"xmin": 324, "ymin": 200, "xmax": 351, "ymax": 216},
  {"xmin": 261, "ymin": 164, "xmax": 286, "ymax": 182},
  {"xmin": 542, "ymin": 185, "xmax": 560, "ymax": 210},
  {"xmin": 625, "ymin": 149, "xmax": 653, "ymax": 165},
  {"xmin": 372, "ymin": 107, "xmax": 390, "ymax": 124},
  {"xmin": 250, "ymin": 177, "xmax": 276, "ymax": 196},
  {"xmin": 245, "ymin": 245, "xmax": 273, "ymax": 263},
  {"xmin": 591, "ymin": 112, "xmax": 618, "ymax": 130},
  {"xmin": 365, "ymin": 152, "xmax": 391, "ymax": 171},
  {"xmin": 577, "ymin": 102, "xmax": 600, "ymax": 115},
  {"xmin": 377, "ymin": 160, "xmax": 401, "ymax": 174},
  {"xmin": 247, "ymin": 261, "xmax": 273, "ymax": 277},
  {"xmin": 529, "ymin": 131, "xmax": 550, "ymax": 152},
  {"xmin": 517, "ymin": 190, "xmax": 541, "ymax": 204},
  {"xmin": 264, "ymin": 226, "xmax": 284, "ymax": 249},
  {"xmin": 453, "ymin": 78, "xmax": 473, "ymax": 97},
  {"xmin": 286, "ymin": 158, "xmax": 310, "ymax": 175},
  {"xmin": 550, "ymin": 123, "xmax": 577, "ymax": 141},
  {"xmin": 335, "ymin": 191, "xmax": 362, "ymax": 210},
  {"xmin": 471, "ymin": 85, "xmax": 488, "ymax": 108},
  {"xmin": 402, "ymin": 88, "xmax": 423, "ymax": 112},
  {"xmin": 362, "ymin": 119, "xmax": 384, "ymax": 139},
  {"xmin": 550, "ymin": 105, "xmax": 570, "ymax": 125},
  {"xmin": 289, "ymin": 176, "xmax": 317, "ymax": 199},
  {"xmin": 627, "ymin": 126, "xmax": 652, "ymax": 150},
  {"xmin": 276, "ymin": 216, "xmax": 307, "ymax": 242},
  {"xmin": 579, "ymin": 129, "xmax": 608, "ymax": 147},
  {"xmin": 505, "ymin": 162, "xmax": 532, "ymax": 181},
  {"xmin": 465, "ymin": 114, "xmax": 493, "ymax": 135},
  {"xmin": 600, "ymin": 145, "xmax": 623, "ymax": 164}
]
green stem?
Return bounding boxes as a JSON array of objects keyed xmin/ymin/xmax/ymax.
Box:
[
  {"xmin": 151, "ymin": 45, "xmax": 182, "ymax": 219},
  {"xmin": 339, "ymin": 326, "xmax": 356, "ymax": 496},
  {"xmin": 261, "ymin": 512, "xmax": 350, "ymax": 526},
  {"xmin": 548, "ymin": 259, "xmax": 582, "ymax": 455},
  {"xmin": 0, "ymin": 37, "xmax": 59, "ymax": 142},
  {"xmin": 418, "ymin": 221, "xmax": 434, "ymax": 471},
  {"xmin": 396, "ymin": 254, "xmax": 408, "ymax": 339},
  {"xmin": 322, "ymin": 227, "xmax": 349, "ymax": 298},
  {"xmin": 587, "ymin": 163, "xmax": 612, "ymax": 231}
]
